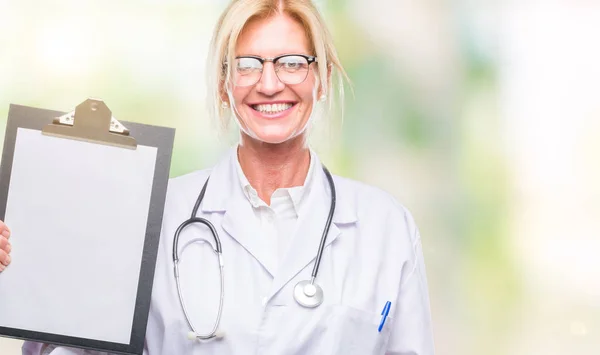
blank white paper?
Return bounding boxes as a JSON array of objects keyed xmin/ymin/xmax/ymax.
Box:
[{"xmin": 0, "ymin": 128, "xmax": 157, "ymax": 344}]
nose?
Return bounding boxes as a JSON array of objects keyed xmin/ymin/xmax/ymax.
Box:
[{"xmin": 255, "ymin": 62, "xmax": 285, "ymax": 96}]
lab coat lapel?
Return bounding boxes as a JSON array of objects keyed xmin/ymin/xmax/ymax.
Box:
[
  {"xmin": 221, "ymin": 199, "xmax": 277, "ymax": 277},
  {"xmin": 269, "ymin": 169, "xmax": 341, "ymax": 298},
  {"xmin": 202, "ymin": 148, "xmax": 277, "ymax": 277}
]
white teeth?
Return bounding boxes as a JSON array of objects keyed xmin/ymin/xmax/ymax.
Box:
[{"xmin": 253, "ymin": 103, "xmax": 293, "ymax": 114}]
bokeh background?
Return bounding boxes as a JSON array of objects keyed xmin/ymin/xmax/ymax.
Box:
[{"xmin": 1, "ymin": 0, "xmax": 599, "ymax": 354}]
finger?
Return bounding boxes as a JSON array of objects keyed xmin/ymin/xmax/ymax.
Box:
[
  {"xmin": 0, "ymin": 263, "xmax": 5, "ymax": 272},
  {"xmin": 0, "ymin": 236, "xmax": 7, "ymax": 250},
  {"xmin": 1, "ymin": 228, "xmax": 10, "ymax": 240},
  {"xmin": 0, "ymin": 250, "xmax": 10, "ymax": 266},
  {"xmin": 5, "ymin": 242, "xmax": 11, "ymax": 254}
]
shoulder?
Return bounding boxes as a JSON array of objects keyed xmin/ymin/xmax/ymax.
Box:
[
  {"xmin": 163, "ymin": 168, "xmax": 212, "ymax": 212},
  {"xmin": 330, "ymin": 174, "xmax": 423, "ymax": 287},
  {"xmin": 333, "ymin": 175, "xmax": 415, "ymax": 219},
  {"xmin": 332, "ymin": 174, "xmax": 420, "ymax": 241},
  {"xmin": 168, "ymin": 168, "xmax": 212, "ymax": 192}
]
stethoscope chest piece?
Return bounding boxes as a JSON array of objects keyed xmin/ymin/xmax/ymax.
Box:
[{"xmin": 294, "ymin": 280, "xmax": 324, "ymax": 308}]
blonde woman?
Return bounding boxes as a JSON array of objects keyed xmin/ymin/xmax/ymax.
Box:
[{"xmin": 11, "ymin": 0, "xmax": 435, "ymax": 354}]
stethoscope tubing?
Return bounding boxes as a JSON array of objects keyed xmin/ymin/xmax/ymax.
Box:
[
  {"xmin": 172, "ymin": 164, "xmax": 336, "ymax": 340},
  {"xmin": 309, "ymin": 167, "xmax": 335, "ymax": 282},
  {"xmin": 172, "ymin": 178, "xmax": 222, "ymax": 263}
]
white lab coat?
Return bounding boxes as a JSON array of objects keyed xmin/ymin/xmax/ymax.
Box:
[{"xmin": 23, "ymin": 149, "xmax": 435, "ymax": 355}]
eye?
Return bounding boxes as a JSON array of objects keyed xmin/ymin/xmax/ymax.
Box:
[
  {"xmin": 277, "ymin": 56, "xmax": 308, "ymax": 71},
  {"xmin": 236, "ymin": 58, "xmax": 262, "ymax": 75}
]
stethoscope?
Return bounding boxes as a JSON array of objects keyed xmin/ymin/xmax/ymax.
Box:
[{"xmin": 172, "ymin": 166, "xmax": 336, "ymax": 341}]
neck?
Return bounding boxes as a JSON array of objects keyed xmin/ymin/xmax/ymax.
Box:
[{"xmin": 237, "ymin": 133, "xmax": 311, "ymax": 205}]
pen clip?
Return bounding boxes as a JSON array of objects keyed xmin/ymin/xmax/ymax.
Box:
[{"xmin": 378, "ymin": 301, "xmax": 391, "ymax": 332}]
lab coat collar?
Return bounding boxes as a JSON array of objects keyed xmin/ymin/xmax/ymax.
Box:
[
  {"xmin": 200, "ymin": 148, "xmax": 240, "ymax": 213},
  {"xmin": 200, "ymin": 148, "xmax": 358, "ymax": 280},
  {"xmin": 233, "ymin": 145, "xmax": 317, "ymax": 216},
  {"xmin": 200, "ymin": 147, "xmax": 358, "ymax": 224},
  {"xmin": 201, "ymin": 149, "xmax": 277, "ymax": 275}
]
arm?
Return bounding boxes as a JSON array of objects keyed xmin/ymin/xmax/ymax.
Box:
[
  {"xmin": 386, "ymin": 231, "xmax": 436, "ymax": 355},
  {"xmin": 22, "ymin": 343, "xmax": 112, "ymax": 355}
]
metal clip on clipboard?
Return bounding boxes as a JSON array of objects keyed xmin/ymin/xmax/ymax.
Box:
[{"xmin": 42, "ymin": 98, "xmax": 137, "ymax": 149}]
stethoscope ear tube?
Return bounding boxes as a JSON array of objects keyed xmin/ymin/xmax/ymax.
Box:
[
  {"xmin": 174, "ymin": 244, "xmax": 224, "ymax": 341},
  {"xmin": 172, "ymin": 177, "xmax": 220, "ymax": 263},
  {"xmin": 173, "ymin": 176, "xmax": 225, "ymax": 341},
  {"xmin": 172, "ymin": 217, "xmax": 222, "ymax": 262}
]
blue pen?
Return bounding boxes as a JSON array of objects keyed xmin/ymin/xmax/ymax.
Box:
[{"xmin": 378, "ymin": 301, "xmax": 391, "ymax": 332}]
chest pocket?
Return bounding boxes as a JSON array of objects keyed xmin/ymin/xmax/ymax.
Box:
[{"xmin": 321, "ymin": 304, "xmax": 393, "ymax": 355}]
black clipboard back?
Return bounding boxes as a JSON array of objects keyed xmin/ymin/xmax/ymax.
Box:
[{"xmin": 0, "ymin": 100, "xmax": 175, "ymax": 355}]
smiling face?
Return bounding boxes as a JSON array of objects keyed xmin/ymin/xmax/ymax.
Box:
[{"xmin": 226, "ymin": 13, "xmax": 318, "ymax": 145}]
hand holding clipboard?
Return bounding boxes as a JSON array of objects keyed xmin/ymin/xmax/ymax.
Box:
[{"xmin": 0, "ymin": 220, "xmax": 11, "ymax": 272}]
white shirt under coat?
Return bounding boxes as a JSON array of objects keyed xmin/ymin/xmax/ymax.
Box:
[
  {"xmin": 235, "ymin": 147, "xmax": 315, "ymax": 271},
  {"xmin": 23, "ymin": 148, "xmax": 435, "ymax": 355}
]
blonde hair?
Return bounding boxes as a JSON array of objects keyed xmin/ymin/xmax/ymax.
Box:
[{"xmin": 206, "ymin": 0, "xmax": 349, "ymax": 131}]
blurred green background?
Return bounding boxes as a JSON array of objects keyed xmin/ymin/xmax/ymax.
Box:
[{"xmin": 1, "ymin": 0, "xmax": 599, "ymax": 354}]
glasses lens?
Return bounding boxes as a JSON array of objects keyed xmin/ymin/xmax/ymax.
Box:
[
  {"xmin": 235, "ymin": 57, "xmax": 262, "ymax": 86},
  {"xmin": 275, "ymin": 55, "xmax": 310, "ymax": 84}
]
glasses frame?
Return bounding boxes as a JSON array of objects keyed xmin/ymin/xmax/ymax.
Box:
[{"xmin": 231, "ymin": 54, "xmax": 318, "ymax": 86}]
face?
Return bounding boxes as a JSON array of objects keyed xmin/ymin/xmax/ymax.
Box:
[{"xmin": 226, "ymin": 13, "xmax": 318, "ymax": 145}]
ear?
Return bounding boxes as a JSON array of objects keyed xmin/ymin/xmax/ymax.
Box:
[
  {"xmin": 219, "ymin": 60, "xmax": 232, "ymax": 104},
  {"xmin": 219, "ymin": 80, "xmax": 230, "ymax": 105}
]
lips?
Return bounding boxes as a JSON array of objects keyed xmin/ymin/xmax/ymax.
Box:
[
  {"xmin": 246, "ymin": 101, "xmax": 298, "ymax": 119},
  {"xmin": 251, "ymin": 102, "xmax": 294, "ymax": 114}
]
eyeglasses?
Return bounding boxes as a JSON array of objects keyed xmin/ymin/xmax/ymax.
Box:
[{"xmin": 231, "ymin": 54, "xmax": 318, "ymax": 87}]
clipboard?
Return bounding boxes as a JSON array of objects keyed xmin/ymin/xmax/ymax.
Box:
[{"xmin": 0, "ymin": 99, "xmax": 175, "ymax": 355}]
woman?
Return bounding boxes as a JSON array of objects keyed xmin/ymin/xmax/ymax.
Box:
[{"xmin": 3, "ymin": 0, "xmax": 435, "ymax": 354}]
